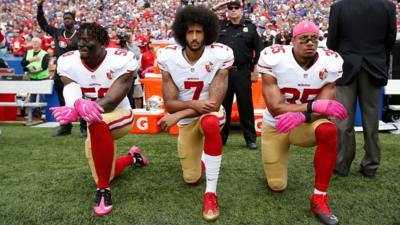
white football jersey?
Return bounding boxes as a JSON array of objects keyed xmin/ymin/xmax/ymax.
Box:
[
  {"xmin": 157, "ymin": 43, "xmax": 234, "ymax": 125},
  {"xmin": 57, "ymin": 48, "xmax": 139, "ymax": 109},
  {"xmin": 257, "ymin": 45, "xmax": 343, "ymax": 126}
]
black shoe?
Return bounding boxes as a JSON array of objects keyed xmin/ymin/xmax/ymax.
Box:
[
  {"xmin": 52, "ymin": 124, "xmax": 72, "ymax": 137},
  {"xmin": 333, "ymin": 169, "xmax": 348, "ymax": 177},
  {"xmin": 359, "ymin": 168, "xmax": 375, "ymax": 178},
  {"xmin": 80, "ymin": 128, "xmax": 87, "ymax": 138},
  {"xmin": 246, "ymin": 142, "xmax": 258, "ymax": 150},
  {"xmin": 93, "ymin": 188, "xmax": 113, "ymax": 216}
]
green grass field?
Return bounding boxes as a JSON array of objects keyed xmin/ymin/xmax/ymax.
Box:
[{"xmin": 0, "ymin": 125, "xmax": 399, "ymax": 225}]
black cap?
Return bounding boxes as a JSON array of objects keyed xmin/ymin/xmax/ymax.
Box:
[{"xmin": 227, "ymin": 1, "xmax": 241, "ymax": 7}]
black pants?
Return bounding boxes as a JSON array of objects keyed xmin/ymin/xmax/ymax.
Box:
[
  {"xmin": 221, "ymin": 66, "xmax": 256, "ymax": 144},
  {"xmin": 54, "ymin": 72, "xmax": 86, "ymax": 130},
  {"xmin": 335, "ymin": 70, "xmax": 382, "ymax": 175}
]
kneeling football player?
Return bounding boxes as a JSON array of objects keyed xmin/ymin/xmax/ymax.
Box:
[
  {"xmin": 51, "ymin": 23, "xmax": 148, "ymax": 216},
  {"xmin": 156, "ymin": 6, "xmax": 234, "ymax": 221},
  {"xmin": 257, "ymin": 20, "xmax": 347, "ymax": 225}
]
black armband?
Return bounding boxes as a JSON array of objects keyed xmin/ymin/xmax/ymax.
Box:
[
  {"xmin": 302, "ymin": 112, "xmax": 312, "ymax": 123},
  {"xmin": 307, "ymin": 100, "xmax": 314, "ymax": 113}
]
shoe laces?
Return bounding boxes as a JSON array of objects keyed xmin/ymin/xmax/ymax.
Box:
[
  {"xmin": 312, "ymin": 194, "xmax": 331, "ymax": 214},
  {"xmin": 133, "ymin": 153, "xmax": 145, "ymax": 166},
  {"xmin": 95, "ymin": 189, "xmax": 112, "ymax": 206},
  {"xmin": 204, "ymin": 193, "xmax": 218, "ymax": 211}
]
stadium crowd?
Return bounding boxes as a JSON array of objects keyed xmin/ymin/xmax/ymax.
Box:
[{"xmin": 0, "ymin": 0, "xmax": 374, "ymax": 58}]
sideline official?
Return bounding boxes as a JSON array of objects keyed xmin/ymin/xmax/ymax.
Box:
[{"xmin": 213, "ymin": 1, "xmax": 263, "ymax": 150}]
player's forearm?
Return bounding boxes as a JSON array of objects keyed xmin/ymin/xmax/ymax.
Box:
[
  {"xmin": 164, "ymin": 100, "xmax": 199, "ymax": 114},
  {"xmin": 97, "ymin": 96, "xmax": 119, "ymax": 113},
  {"xmin": 171, "ymin": 108, "xmax": 200, "ymax": 120},
  {"xmin": 209, "ymin": 69, "xmax": 228, "ymax": 111},
  {"xmin": 269, "ymin": 103, "xmax": 307, "ymax": 117}
]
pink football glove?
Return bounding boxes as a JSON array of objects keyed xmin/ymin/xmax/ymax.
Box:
[
  {"xmin": 74, "ymin": 99, "xmax": 104, "ymax": 123},
  {"xmin": 275, "ymin": 112, "xmax": 306, "ymax": 133},
  {"xmin": 50, "ymin": 106, "xmax": 78, "ymax": 125},
  {"xmin": 312, "ymin": 99, "xmax": 348, "ymax": 120}
]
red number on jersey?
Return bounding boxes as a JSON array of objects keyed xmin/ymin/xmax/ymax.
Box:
[
  {"xmin": 271, "ymin": 45, "xmax": 285, "ymax": 54},
  {"xmin": 165, "ymin": 46, "xmax": 178, "ymax": 50},
  {"xmin": 324, "ymin": 49, "xmax": 339, "ymax": 58},
  {"xmin": 114, "ymin": 49, "xmax": 128, "ymax": 56},
  {"xmin": 211, "ymin": 43, "xmax": 224, "ymax": 49},
  {"xmin": 81, "ymin": 87, "xmax": 109, "ymax": 100},
  {"xmin": 280, "ymin": 88, "xmax": 321, "ymax": 104},
  {"xmin": 184, "ymin": 81, "xmax": 204, "ymax": 100},
  {"xmin": 62, "ymin": 51, "xmax": 74, "ymax": 57}
]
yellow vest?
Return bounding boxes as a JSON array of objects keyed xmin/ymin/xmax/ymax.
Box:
[{"xmin": 26, "ymin": 49, "xmax": 49, "ymax": 80}]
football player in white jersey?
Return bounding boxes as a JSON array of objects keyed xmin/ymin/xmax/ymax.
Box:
[
  {"xmin": 156, "ymin": 6, "xmax": 234, "ymax": 221},
  {"xmin": 50, "ymin": 23, "xmax": 148, "ymax": 217},
  {"xmin": 257, "ymin": 21, "xmax": 348, "ymax": 225}
]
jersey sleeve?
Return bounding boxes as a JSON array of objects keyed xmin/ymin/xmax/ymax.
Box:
[
  {"xmin": 257, "ymin": 45, "xmax": 285, "ymax": 77},
  {"xmin": 210, "ymin": 43, "xmax": 234, "ymax": 69},
  {"xmin": 56, "ymin": 51, "xmax": 78, "ymax": 81},
  {"xmin": 156, "ymin": 45, "xmax": 178, "ymax": 72},
  {"xmin": 113, "ymin": 50, "xmax": 139, "ymax": 79},
  {"xmin": 324, "ymin": 49, "xmax": 344, "ymax": 83}
]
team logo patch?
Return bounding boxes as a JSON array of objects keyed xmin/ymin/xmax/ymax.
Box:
[
  {"xmin": 58, "ymin": 40, "xmax": 67, "ymax": 48},
  {"xmin": 106, "ymin": 70, "xmax": 114, "ymax": 80},
  {"xmin": 319, "ymin": 69, "xmax": 328, "ymax": 80},
  {"xmin": 205, "ymin": 61, "xmax": 214, "ymax": 73}
]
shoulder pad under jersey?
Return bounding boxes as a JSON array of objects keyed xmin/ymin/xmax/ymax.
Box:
[
  {"xmin": 156, "ymin": 44, "xmax": 180, "ymax": 64},
  {"xmin": 322, "ymin": 48, "xmax": 344, "ymax": 73},
  {"xmin": 259, "ymin": 45, "xmax": 288, "ymax": 67},
  {"xmin": 209, "ymin": 43, "xmax": 234, "ymax": 61}
]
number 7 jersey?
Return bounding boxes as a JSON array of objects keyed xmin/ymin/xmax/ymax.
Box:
[
  {"xmin": 57, "ymin": 48, "xmax": 139, "ymax": 109},
  {"xmin": 156, "ymin": 43, "xmax": 234, "ymax": 124},
  {"xmin": 257, "ymin": 45, "xmax": 344, "ymax": 126}
]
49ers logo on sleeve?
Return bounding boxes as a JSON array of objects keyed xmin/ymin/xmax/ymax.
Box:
[
  {"xmin": 319, "ymin": 69, "xmax": 328, "ymax": 80},
  {"xmin": 205, "ymin": 61, "xmax": 214, "ymax": 73},
  {"xmin": 106, "ymin": 70, "xmax": 114, "ymax": 80}
]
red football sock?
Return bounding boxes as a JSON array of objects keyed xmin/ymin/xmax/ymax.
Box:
[
  {"xmin": 314, "ymin": 122, "xmax": 338, "ymax": 192},
  {"xmin": 201, "ymin": 115, "xmax": 222, "ymax": 156},
  {"xmin": 114, "ymin": 154, "xmax": 133, "ymax": 178},
  {"xmin": 89, "ymin": 122, "xmax": 114, "ymax": 189}
]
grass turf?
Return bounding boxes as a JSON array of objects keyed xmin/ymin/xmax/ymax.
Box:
[{"xmin": 0, "ymin": 125, "xmax": 399, "ymax": 225}]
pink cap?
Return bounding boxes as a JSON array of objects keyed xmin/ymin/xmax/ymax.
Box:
[{"xmin": 292, "ymin": 20, "xmax": 319, "ymax": 38}]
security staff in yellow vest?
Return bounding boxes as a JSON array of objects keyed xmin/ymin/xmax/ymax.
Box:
[
  {"xmin": 21, "ymin": 37, "xmax": 50, "ymax": 80},
  {"xmin": 21, "ymin": 37, "xmax": 50, "ymax": 120}
]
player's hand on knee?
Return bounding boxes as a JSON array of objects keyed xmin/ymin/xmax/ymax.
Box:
[
  {"xmin": 275, "ymin": 112, "xmax": 306, "ymax": 133},
  {"xmin": 50, "ymin": 106, "xmax": 78, "ymax": 125},
  {"xmin": 157, "ymin": 114, "xmax": 179, "ymax": 130},
  {"xmin": 191, "ymin": 100, "xmax": 217, "ymax": 114},
  {"xmin": 74, "ymin": 99, "xmax": 104, "ymax": 123},
  {"xmin": 312, "ymin": 99, "xmax": 347, "ymax": 120}
]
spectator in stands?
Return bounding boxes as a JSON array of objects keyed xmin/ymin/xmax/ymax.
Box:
[
  {"xmin": 37, "ymin": 0, "xmax": 87, "ymax": 138},
  {"xmin": 275, "ymin": 29, "xmax": 291, "ymax": 45},
  {"xmin": 119, "ymin": 31, "xmax": 143, "ymax": 109},
  {"xmin": 10, "ymin": 31, "xmax": 26, "ymax": 57},
  {"xmin": 21, "ymin": 37, "xmax": 49, "ymax": 81},
  {"xmin": 262, "ymin": 29, "xmax": 275, "ymax": 48},
  {"xmin": 327, "ymin": 0, "xmax": 397, "ymax": 178},
  {"xmin": 21, "ymin": 37, "xmax": 50, "ymax": 119}
]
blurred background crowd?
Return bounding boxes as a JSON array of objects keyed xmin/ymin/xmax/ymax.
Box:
[{"xmin": 1, "ymin": 0, "xmax": 399, "ymax": 58}]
